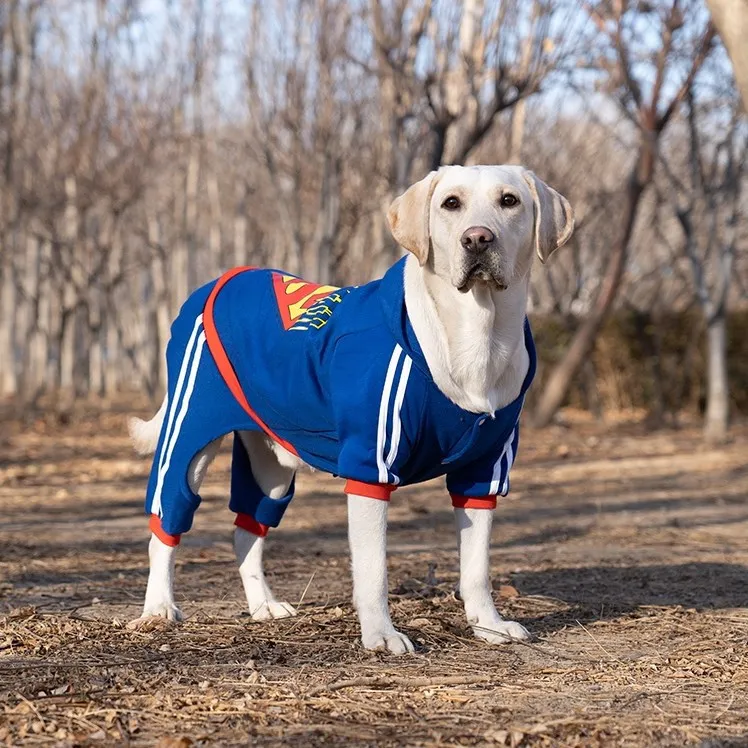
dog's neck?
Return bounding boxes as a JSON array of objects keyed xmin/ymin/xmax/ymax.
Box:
[{"xmin": 404, "ymin": 256, "xmax": 530, "ymax": 414}]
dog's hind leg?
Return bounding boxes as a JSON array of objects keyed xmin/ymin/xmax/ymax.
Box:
[
  {"xmin": 142, "ymin": 533, "xmax": 182, "ymax": 620},
  {"xmin": 234, "ymin": 431, "xmax": 297, "ymax": 621},
  {"xmin": 141, "ymin": 436, "xmax": 224, "ymax": 621}
]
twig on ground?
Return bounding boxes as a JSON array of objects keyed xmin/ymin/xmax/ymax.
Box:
[
  {"xmin": 307, "ymin": 673, "xmax": 492, "ymax": 697},
  {"xmin": 470, "ymin": 623, "xmax": 597, "ymax": 662},
  {"xmin": 296, "ymin": 571, "xmax": 316, "ymax": 608},
  {"xmin": 575, "ymin": 619, "xmax": 627, "ymax": 664}
]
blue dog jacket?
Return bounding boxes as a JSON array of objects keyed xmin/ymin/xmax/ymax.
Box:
[{"xmin": 145, "ymin": 258, "xmax": 536, "ymax": 544}]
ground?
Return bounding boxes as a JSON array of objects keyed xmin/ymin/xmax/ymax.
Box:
[{"xmin": 1, "ymin": 407, "xmax": 747, "ymax": 747}]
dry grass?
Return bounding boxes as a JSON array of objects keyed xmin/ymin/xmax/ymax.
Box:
[{"xmin": 1, "ymin": 407, "xmax": 748, "ymax": 746}]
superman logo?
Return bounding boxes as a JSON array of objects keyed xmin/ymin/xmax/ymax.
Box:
[{"xmin": 272, "ymin": 273, "xmax": 341, "ymax": 331}]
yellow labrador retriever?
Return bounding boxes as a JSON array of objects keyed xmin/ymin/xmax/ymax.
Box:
[{"xmin": 130, "ymin": 165, "xmax": 573, "ymax": 653}]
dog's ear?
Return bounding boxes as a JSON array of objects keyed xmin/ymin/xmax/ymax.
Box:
[
  {"xmin": 522, "ymin": 171, "xmax": 575, "ymax": 264},
  {"xmin": 386, "ymin": 170, "xmax": 441, "ymax": 266}
]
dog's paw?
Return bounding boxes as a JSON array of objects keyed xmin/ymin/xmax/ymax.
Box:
[
  {"xmin": 361, "ymin": 628, "xmax": 415, "ymax": 654},
  {"xmin": 250, "ymin": 600, "xmax": 297, "ymax": 621},
  {"xmin": 127, "ymin": 607, "xmax": 183, "ymax": 631},
  {"xmin": 472, "ymin": 619, "xmax": 530, "ymax": 645},
  {"xmin": 139, "ymin": 602, "xmax": 184, "ymax": 622}
]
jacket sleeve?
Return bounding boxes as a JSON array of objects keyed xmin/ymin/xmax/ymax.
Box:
[
  {"xmin": 446, "ymin": 424, "xmax": 521, "ymax": 506},
  {"xmin": 331, "ymin": 333, "xmax": 416, "ymax": 498}
]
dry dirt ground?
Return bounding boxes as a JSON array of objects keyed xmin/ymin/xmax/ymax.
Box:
[{"xmin": 1, "ymin": 408, "xmax": 747, "ymax": 747}]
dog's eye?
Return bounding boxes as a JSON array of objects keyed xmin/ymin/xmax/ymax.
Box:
[
  {"xmin": 442, "ymin": 196, "xmax": 461, "ymax": 211},
  {"xmin": 501, "ymin": 194, "xmax": 519, "ymax": 208}
]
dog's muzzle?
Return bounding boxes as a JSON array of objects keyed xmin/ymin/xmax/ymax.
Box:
[{"xmin": 456, "ymin": 258, "xmax": 508, "ymax": 293}]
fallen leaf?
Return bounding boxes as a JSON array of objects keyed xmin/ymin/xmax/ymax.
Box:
[
  {"xmin": 7, "ymin": 607, "xmax": 35, "ymax": 620},
  {"xmin": 155, "ymin": 737, "xmax": 193, "ymax": 748},
  {"xmin": 484, "ymin": 728, "xmax": 509, "ymax": 744}
]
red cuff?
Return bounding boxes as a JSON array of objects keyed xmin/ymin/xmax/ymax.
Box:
[
  {"xmin": 234, "ymin": 513, "xmax": 270, "ymax": 537},
  {"xmin": 450, "ymin": 494, "xmax": 497, "ymax": 510},
  {"xmin": 149, "ymin": 515, "xmax": 181, "ymax": 546},
  {"xmin": 344, "ymin": 479, "xmax": 395, "ymax": 501}
]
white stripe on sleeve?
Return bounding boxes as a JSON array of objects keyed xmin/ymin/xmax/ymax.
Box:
[
  {"xmin": 376, "ymin": 345, "xmax": 403, "ymax": 484},
  {"xmin": 489, "ymin": 427, "xmax": 516, "ymax": 496},
  {"xmin": 385, "ymin": 355, "xmax": 413, "ymax": 484}
]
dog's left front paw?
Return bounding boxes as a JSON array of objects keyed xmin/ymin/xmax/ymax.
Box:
[
  {"xmin": 361, "ymin": 627, "xmax": 415, "ymax": 654},
  {"xmin": 140, "ymin": 602, "xmax": 184, "ymax": 622},
  {"xmin": 472, "ymin": 619, "xmax": 530, "ymax": 645}
]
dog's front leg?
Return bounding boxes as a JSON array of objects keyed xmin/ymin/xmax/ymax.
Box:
[
  {"xmin": 347, "ymin": 495, "xmax": 414, "ymax": 654},
  {"xmin": 454, "ymin": 507, "xmax": 529, "ymax": 644},
  {"xmin": 142, "ymin": 534, "xmax": 183, "ymax": 621}
]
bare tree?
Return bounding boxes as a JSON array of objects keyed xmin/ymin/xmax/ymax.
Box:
[
  {"xmin": 365, "ymin": 0, "xmax": 584, "ymax": 271},
  {"xmin": 531, "ymin": 0, "xmax": 717, "ymax": 427},
  {"xmin": 0, "ymin": 0, "xmax": 744, "ymax": 423},
  {"xmin": 657, "ymin": 87, "xmax": 746, "ymax": 441}
]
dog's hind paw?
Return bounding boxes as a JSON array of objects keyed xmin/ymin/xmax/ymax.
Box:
[
  {"xmin": 361, "ymin": 628, "xmax": 415, "ymax": 655},
  {"xmin": 472, "ymin": 619, "xmax": 530, "ymax": 645},
  {"xmin": 250, "ymin": 600, "xmax": 297, "ymax": 621}
]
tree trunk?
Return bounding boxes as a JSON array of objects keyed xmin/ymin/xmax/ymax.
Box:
[
  {"xmin": 28, "ymin": 238, "xmax": 50, "ymax": 400},
  {"xmin": 172, "ymin": 162, "xmax": 189, "ymax": 316},
  {"xmin": 508, "ymin": 99, "xmax": 527, "ymax": 164},
  {"xmin": 149, "ymin": 215, "xmax": 170, "ymax": 391},
  {"xmin": 104, "ymin": 313, "xmax": 119, "ymax": 397},
  {"xmin": 531, "ymin": 143, "xmax": 653, "ymax": 427},
  {"xmin": 207, "ymin": 171, "xmax": 221, "ymax": 275},
  {"xmin": 703, "ymin": 312, "xmax": 729, "ymax": 443},
  {"xmin": 706, "ymin": 0, "xmax": 748, "ymax": 108},
  {"xmin": 233, "ymin": 182, "xmax": 247, "ymax": 267},
  {"xmin": 184, "ymin": 138, "xmax": 200, "ymax": 285},
  {"xmin": 0, "ymin": 250, "xmax": 17, "ymax": 396},
  {"xmin": 87, "ymin": 238, "xmax": 103, "ymax": 399},
  {"xmin": 508, "ymin": 11, "xmax": 537, "ymax": 165},
  {"xmin": 58, "ymin": 177, "xmax": 79, "ymax": 400}
]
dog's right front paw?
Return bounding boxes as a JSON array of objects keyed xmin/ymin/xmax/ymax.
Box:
[
  {"xmin": 140, "ymin": 602, "xmax": 184, "ymax": 622},
  {"xmin": 361, "ymin": 627, "xmax": 415, "ymax": 654},
  {"xmin": 250, "ymin": 600, "xmax": 297, "ymax": 621}
]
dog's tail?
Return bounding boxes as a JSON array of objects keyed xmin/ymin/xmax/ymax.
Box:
[{"xmin": 128, "ymin": 396, "xmax": 168, "ymax": 455}]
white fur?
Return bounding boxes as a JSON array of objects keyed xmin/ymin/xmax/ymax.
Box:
[
  {"xmin": 405, "ymin": 258, "xmax": 529, "ymax": 413},
  {"xmin": 133, "ymin": 165, "xmax": 573, "ymax": 651},
  {"xmin": 234, "ymin": 527, "xmax": 296, "ymax": 620},
  {"xmin": 454, "ymin": 507, "xmax": 530, "ymax": 644},
  {"xmin": 348, "ymin": 495, "xmax": 414, "ymax": 653},
  {"xmin": 128, "ymin": 396, "xmax": 168, "ymax": 455},
  {"xmin": 142, "ymin": 534, "xmax": 182, "ymax": 620}
]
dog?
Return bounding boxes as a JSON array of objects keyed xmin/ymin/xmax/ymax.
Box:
[{"xmin": 129, "ymin": 164, "xmax": 573, "ymax": 653}]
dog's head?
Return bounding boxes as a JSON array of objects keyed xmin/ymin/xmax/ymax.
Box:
[{"xmin": 387, "ymin": 165, "xmax": 574, "ymax": 293}]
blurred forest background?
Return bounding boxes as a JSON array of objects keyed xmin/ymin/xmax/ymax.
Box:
[{"xmin": 0, "ymin": 0, "xmax": 746, "ymax": 442}]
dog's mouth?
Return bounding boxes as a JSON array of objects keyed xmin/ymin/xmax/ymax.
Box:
[{"xmin": 456, "ymin": 264, "xmax": 508, "ymax": 294}]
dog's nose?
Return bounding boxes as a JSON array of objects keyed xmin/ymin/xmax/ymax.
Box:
[{"xmin": 460, "ymin": 226, "xmax": 495, "ymax": 253}]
